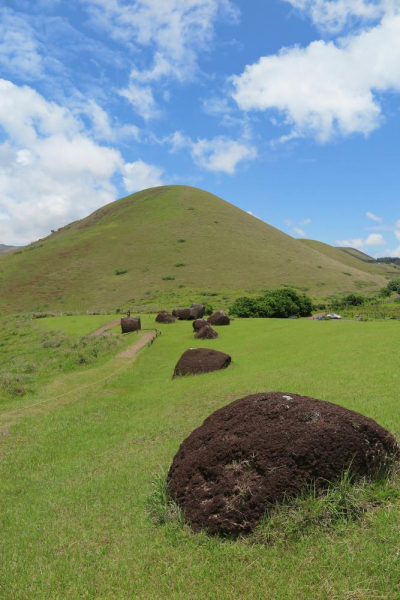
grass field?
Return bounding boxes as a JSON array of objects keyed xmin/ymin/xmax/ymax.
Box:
[
  {"xmin": 0, "ymin": 315, "xmax": 399, "ymax": 599},
  {"xmin": 0, "ymin": 186, "xmax": 392, "ymax": 314}
]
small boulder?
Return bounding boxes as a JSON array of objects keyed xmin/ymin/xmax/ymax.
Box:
[
  {"xmin": 167, "ymin": 392, "xmax": 399, "ymax": 537},
  {"xmin": 156, "ymin": 311, "xmax": 176, "ymax": 324},
  {"xmin": 208, "ymin": 310, "xmax": 230, "ymax": 326},
  {"xmin": 121, "ymin": 317, "xmax": 141, "ymax": 333},
  {"xmin": 195, "ymin": 325, "xmax": 219, "ymax": 340},
  {"xmin": 193, "ymin": 318, "xmax": 208, "ymax": 331},
  {"xmin": 173, "ymin": 348, "xmax": 231, "ymax": 377},
  {"xmin": 172, "ymin": 308, "xmax": 192, "ymax": 320},
  {"xmin": 190, "ymin": 303, "xmax": 206, "ymax": 319}
]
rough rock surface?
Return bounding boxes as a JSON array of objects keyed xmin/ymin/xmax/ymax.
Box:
[
  {"xmin": 193, "ymin": 319, "xmax": 208, "ymax": 331},
  {"xmin": 172, "ymin": 308, "xmax": 192, "ymax": 320},
  {"xmin": 195, "ymin": 325, "xmax": 219, "ymax": 340},
  {"xmin": 167, "ymin": 392, "xmax": 398, "ymax": 537},
  {"xmin": 190, "ymin": 303, "xmax": 206, "ymax": 319},
  {"xmin": 173, "ymin": 348, "xmax": 231, "ymax": 377},
  {"xmin": 208, "ymin": 311, "xmax": 230, "ymax": 326},
  {"xmin": 156, "ymin": 311, "xmax": 176, "ymax": 324},
  {"xmin": 120, "ymin": 317, "xmax": 141, "ymax": 333}
]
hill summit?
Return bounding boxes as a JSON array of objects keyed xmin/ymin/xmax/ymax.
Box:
[{"xmin": 0, "ymin": 186, "xmax": 392, "ymax": 312}]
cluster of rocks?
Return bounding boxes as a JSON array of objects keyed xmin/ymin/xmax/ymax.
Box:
[{"xmin": 172, "ymin": 303, "xmax": 206, "ymax": 320}]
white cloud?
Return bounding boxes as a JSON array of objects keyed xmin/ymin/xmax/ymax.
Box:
[
  {"xmin": 365, "ymin": 233, "xmax": 386, "ymax": 245},
  {"xmin": 0, "ymin": 8, "xmax": 44, "ymax": 79},
  {"xmin": 283, "ymin": 0, "xmax": 388, "ymax": 32},
  {"xmin": 0, "ymin": 79, "xmax": 164, "ymax": 245},
  {"xmin": 165, "ymin": 131, "xmax": 256, "ymax": 173},
  {"xmin": 122, "ymin": 160, "xmax": 164, "ymax": 192},
  {"xmin": 232, "ymin": 10, "xmax": 400, "ymax": 142},
  {"xmin": 286, "ymin": 217, "xmax": 311, "ymax": 237},
  {"xmin": 384, "ymin": 245, "xmax": 400, "ymax": 257},
  {"xmin": 293, "ymin": 227, "xmax": 307, "ymax": 237},
  {"xmin": 335, "ymin": 233, "xmax": 386, "ymax": 249},
  {"xmin": 366, "ymin": 211, "xmax": 383, "ymax": 223},
  {"xmin": 191, "ymin": 136, "xmax": 256, "ymax": 173},
  {"xmin": 81, "ymin": 0, "xmax": 240, "ymax": 116},
  {"xmin": 119, "ymin": 82, "xmax": 160, "ymax": 120}
]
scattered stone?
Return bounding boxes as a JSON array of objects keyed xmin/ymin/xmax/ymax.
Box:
[
  {"xmin": 193, "ymin": 318, "xmax": 208, "ymax": 331},
  {"xmin": 207, "ymin": 310, "xmax": 230, "ymax": 326},
  {"xmin": 167, "ymin": 392, "xmax": 398, "ymax": 537},
  {"xmin": 190, "ymin": 303, "xmax": 206, "ymax": 319},
  {"xmin": 120, "ymin": 317, "xmax": 141, "ymax": 333},
  {"xmin": 173, "ymin": 348, "xmax": 231, "ymax": 377},
  {"xmin": 195, "ymin": 325, "xmax": 219, "ymax": 340},
  {"xmin": 172, "ymin": 308, "xmax": 192, "ymax": 320},
  {"xmin": 156, "ymin": 311, "xmax": 176, "ymax": 324}
]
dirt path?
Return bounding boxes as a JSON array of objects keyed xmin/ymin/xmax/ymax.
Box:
[
  {"xmin": 117, "ymin": 332, "xmax": 156, "ymax": 358},
  {"xmin": 89, "ymin": 318, "xmax": 121, "ymax": 337}
]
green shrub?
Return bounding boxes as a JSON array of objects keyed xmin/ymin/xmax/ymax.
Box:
[
  {"xmin": 162, "ymin": 276, "xmax": 175, "ymax": 281},
  {"xmin": 174, "ymin": 263, "xmax": 186, "ymax": 267},
  {"xmin": 230, "ymin": 288, "xmax": 313, "ymax": 318},
  {"xmin": 115, "ymin": 269, "xmax": 128, "ymax": 276}
]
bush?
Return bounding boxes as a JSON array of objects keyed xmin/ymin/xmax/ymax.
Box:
[
  {"xmin": 174, "ymin": 263, "xmax": 186, "ymax": 267},
  {"xmin": 230, "ymin": 289, "xmax": 313, "ymax": 318},
  {"xmin": 162, "ymin": 276, "xmax": 175, "ymax": 281},
  {"xmin": 115, "ymin": 269, "xmax": 128, "ymax": 276},
  {"xmin": 341, "ymin": 293, "xmax": 366, "ymax": 307}
]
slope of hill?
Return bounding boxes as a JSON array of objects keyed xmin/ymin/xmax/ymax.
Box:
[
  {"xmin": 299, "ymin": 239, "xmax": 400, "ymax": 278},
  {"xmin": 0, "ymin": 186, "xmax": 390, "ymax": 313}
]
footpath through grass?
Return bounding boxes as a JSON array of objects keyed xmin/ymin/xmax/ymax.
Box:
[{"xmin": 0, "ymin": 316, "xmax": 399, "ymax": 599}]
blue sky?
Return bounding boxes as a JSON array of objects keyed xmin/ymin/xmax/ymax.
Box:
[{"xmin": 0, "ymin": 0, "xmax": 399, "ymax": 256}]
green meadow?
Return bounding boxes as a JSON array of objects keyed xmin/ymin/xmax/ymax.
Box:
[{"xmin": 0, "ymin": 315, "xmax": 399, "ymax": 599}]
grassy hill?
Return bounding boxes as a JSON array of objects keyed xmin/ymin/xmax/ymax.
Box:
[
  {"xmin": 0, "ymin": 186, "xmax": 391, "ymax": 313},
  {"xmin": 299, "ymin": 239, "xmax": 400, "ymax": 278}
]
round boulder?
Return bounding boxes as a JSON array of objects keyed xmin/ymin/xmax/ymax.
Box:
[
  {"xmin": 195, "ymin": 325, "xmax": 219, "ymax": 340},
  {"xmin": 156, "ymin": 311, "xmax": 176, "ymax": 324},
  {"xmin": 120, "ymin": 316, "xmax": 141, "ymax": 333},
  {"xmin": 190, "ymin": 303, "xmax": 206, "ymax": 319},
  {"xmin": 173, "ymin": 348, "xmax": 231, "ymax": 377},
  {"xmin": 192, "ymin": 318, "xmax": 208, "ymax": 331},
  {"xmin": 207, "ymin": 310, "xmax": 230, "ymax": 326},
  {"xmin": 172, "ymin": 308, "xmax": 192, "ymax": 320},
  {"xmin": 167, "ymin": 392, "xmax": 398, "ymax": 537}
]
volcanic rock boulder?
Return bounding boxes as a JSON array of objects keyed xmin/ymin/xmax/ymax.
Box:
[
  {"xmin": 193, "ymin": 319, "xmax": 208, "ymax": 331},
  {"xmin": 156, "ymin": 311, "xmax": 176, "ymax": 324},
  {"xmin": 167, "ymin": 392, "xmax": 398, "ymax": 537},
  {"xmin": 207, "ymin": 310, "xmax": 230, "ymax": 326},
  {"xmin": 195, "ymin": 325, "xmax": 219, "ymax": 340},
  {"xmin": 173, "ymin": 348, "xmax": 231, "ymax": 377},
  {"xmin": 172, "ymin": 308, "xmax": 192, "ymax": 320},
  {"xmin": 120, "ymin": 317, "xmax": 141, "ymax": 333},
  {"xmin": 190, "ymin": 303, "xmax": 206, "ymax": 319}
]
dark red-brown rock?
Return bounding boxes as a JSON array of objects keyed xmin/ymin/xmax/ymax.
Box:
[
  {"xmin": 190, "ymin": 303, "xmax": 206, "ymax": 319},
  {"xmin": 167, "ymin": 392, "xmax": 399, "ymax": 537},
  {"xmin": 195, "ymin": 325, "xmax": 219, "ymax": 340},
  {"xmin": 156, "ymin": 311, "xmax": 176, "ymax": 324},
  {"xmin": 173, "ymin": 348, "xmax": 231, "ymax": 377},
  {"xmin": 120, "ymin": 316, "xmax": 141, "ymax": 333},
  {"xmin": 172, "ymin": 308, "xmax": 192, "ymax": 320},
  {"xmin": 207, "ymin": 310, "xmax": 230, "ymax": 326},
  {"xmin": 193, "ymin": 318, "xmax": 208, "ymax": 331}
]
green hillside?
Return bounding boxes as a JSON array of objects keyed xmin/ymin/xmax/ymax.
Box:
[
  {"xmin": 0, "ymin": 186, "xmax": 390, "ymax": 313},
  {"xmin": 299, "ymin": 239, "xmax": 400, "ymax": 278}
]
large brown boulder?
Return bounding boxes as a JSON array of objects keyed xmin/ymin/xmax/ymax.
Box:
[
  {"xmin": 167, "ymin": 392, "xmax": 398, "ymax": 537},
  {"xmin": 190, "ymin": 303, "xmax": 206, "ymax": 319},
  {"xmin": 192, "ymin": 319, "xmax": 208, "ymax": 331},
  {"xmin": 120, "ymin": 317, "xmax": 141, "ymax": 333},
  {"xmin": 207, "ymin": 311, "xmax": 230, "ymax": 326},
  {"xmin": 156, "ymin": 311, "xmax": 176, "ymax": 324},
  {"xmin": 195, "ymin": 325, "xmax": 219, "ymax": 340},
  {"xmin": 172, "ymin": 308, "xmax": 192, "ymax": 320},
  {"xmin": 173, "ymin": 348, "xmax": 231, "ymax": 377}
]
